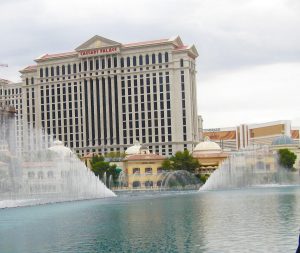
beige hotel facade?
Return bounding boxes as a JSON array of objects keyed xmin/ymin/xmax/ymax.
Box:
[{"xmin": 17, "ymin": 35, "xmax": 199, "ymax": 156}]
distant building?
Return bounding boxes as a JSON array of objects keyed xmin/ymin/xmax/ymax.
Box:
[
  {"xmin": 203, "ymin": 120, "xmax": 299, "ymax": 151},
  {"xmin": 122, "ymin": 143, "xmax": 165, "ymax": 189},
  {"xmin": 192, "ymin": 138, "xmax": 229, "ymax": 175},
  {"xmin": 271, "ymin": 135, "xmax": 300, "ymax": 170}
]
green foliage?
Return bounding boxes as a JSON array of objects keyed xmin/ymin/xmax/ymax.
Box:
[
  {"xmin": 105, "ymin": 151, "xmax": 126, "ymax": 159},
  {"xmin": 90, "ymin": 155, "xmax": 120, "ymax": 187},
  {"xmin": 278, "ymin": 149, "xmax": 297, "ymax": 170},
  {"xmin": 199, "ymin": 174, "xmax": 210, "ymax": 184},
  {"xmin": 162, "ymin": 150, "xmax": 200, "ymax": 173}
]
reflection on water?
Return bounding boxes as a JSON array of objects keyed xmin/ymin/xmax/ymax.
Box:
[{"xmin": 1, "ymin": 187, "xmax": 300, "ymax": 253}]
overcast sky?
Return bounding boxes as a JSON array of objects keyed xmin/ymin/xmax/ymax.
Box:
[{"xmin": 0, "ymin": 0, "xmax": 299, "ymax": 128}]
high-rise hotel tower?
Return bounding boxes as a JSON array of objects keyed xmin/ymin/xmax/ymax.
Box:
[{"xmin": 20, "ymin": 36, "xmax": 199, "ymax": 155}]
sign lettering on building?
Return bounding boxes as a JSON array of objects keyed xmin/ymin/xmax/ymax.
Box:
[{"xmin": 79, "ymin": 47, "xmax": 120, "ymax": 57}]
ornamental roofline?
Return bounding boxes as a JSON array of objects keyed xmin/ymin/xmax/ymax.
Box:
[
  {"xmin": 19, "ymin": 65, "xmax": 37, "ymax": 74},
  {"xmin": 32, "ymin": 35, "xmax": 197, "ymax": 63}
]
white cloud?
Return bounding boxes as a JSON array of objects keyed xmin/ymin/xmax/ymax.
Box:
[{"xmin": 198, "ymin": 62, "xmax": 300, "ymax": 128}]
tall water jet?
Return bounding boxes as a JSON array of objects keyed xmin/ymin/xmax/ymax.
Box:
[
  {"xmin": 200, "ymin": 145, "xmax": 300, "ymax": 191},
  {"xmin": 0, "ymin": 107, "xmax": 115, "ymax": 208}
]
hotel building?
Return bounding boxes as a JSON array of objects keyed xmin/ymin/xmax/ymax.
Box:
[{"xmin": 19, "ymin": 35, "xmax": 199, "ymax": 156}]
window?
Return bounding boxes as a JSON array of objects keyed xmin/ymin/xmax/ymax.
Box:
[
  {"xmin": 145, "ymin": 167, "xmax": 152, "ymax": 174},
  {"xmin": 127, "ymin": 57, "xmax": 131, "ymax": 67},
  {"xmin": 158, "ymin": 53, "xmax": 162, "ymax": 63},
  {"xmin": 62, "ymin": 65, "xmax": 65, "ymax": 75},
  {"xmin": 180, "ymin": 59, "xmax": 184, "ymax": 67},
  {"xmin": 152, "ymin": 54, "xmax": 156, "ymax": 64},
  {"xmin": 56, "ymin": 66, "xmax": 60, "ymax": 75},
  {"xmin": 40, "ymin": 68, "xmax": 43, "ymax": 78},
  {"xmin": 68, "ymin": 64, "xmax": 71, "ymax": 74},
  {"xmin": 73, "ymin": 64, "xmax": 77, "ymax": 73},
  {"xmin": 165, "ymin": 52, "xmax": 169, "ymax": 62},
  {"xmin": 133, "ymin": 168, "xmax": 140, "ymax": 174},
  {"xmin": 120, "ymin": 57, "xmax": 124, "ymax": 68},
  {"xmin": 139, "ymin": 55, "xmax": 143, "ymax": 65},
  {"xmin": 145, "ymin": 54, "xmax": 149, "ymax": 65},
  {"xmin": 133, "ymin": 56, "xmax": 137, "ymax": 66}
]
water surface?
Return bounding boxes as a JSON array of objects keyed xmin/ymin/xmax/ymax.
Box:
[{"xmin": 1, "ymin": 187, "xmax": 300, "ymax": 252}]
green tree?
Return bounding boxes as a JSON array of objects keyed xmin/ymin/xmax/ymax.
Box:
[
  {"xmin": 90, "ymin": 155, "xmax": 120, "ymax": 186},
  {"xmin": 162, "ymin": 150, "xmax": 200, "ymax": 173},
  {"xmin": 278, "ymin": 149, "xmax": 297, "ymax": 170}
]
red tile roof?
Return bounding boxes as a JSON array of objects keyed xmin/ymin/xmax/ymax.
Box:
[
  {"xmin": 124, "ymin": 153, "xmax": 165, "ymax": 161},
  {"xmin": 39, "ymin": 51, "xmax": 77, "ymax": 60}
]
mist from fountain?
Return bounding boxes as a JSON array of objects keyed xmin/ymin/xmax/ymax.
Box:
[
  {"xmin": 200, "ymin": 145, "xmax": 300, "ymax": 191},
  {"xmin": 0, "ymin": 109, "xmax": 115, "ymax": 208},
  {"xmin": 159, "ymin": 170, "xmax": 201, "ymax": 191}
]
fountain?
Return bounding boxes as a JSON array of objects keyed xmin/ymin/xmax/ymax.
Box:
[
  {"xmin": 0, "ymin": 108, "xmax": 115, "ymax": 208},
  {"xmin": 201, "ymin": 145, "xmax": 300, "ymax": 191},
  {"xmin": 159, "ymin": 170, "xmax": 201, "ymax": 191}
]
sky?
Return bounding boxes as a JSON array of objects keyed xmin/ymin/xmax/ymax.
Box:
[{"xmin": 0, "ymin": 0, "xmax": 299, "ymax": 128}]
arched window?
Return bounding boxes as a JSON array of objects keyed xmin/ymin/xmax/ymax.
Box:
[
  {"xmin": 120, "ymin": 57, "xmax": 124, "ymax": 68},
  {"xmin": 83, "ymin": 61, "xmax": 87, "ymax": 71},
  {"xmin": 25, "ymin": 78, "xmax": 29, "ymax": 85},
  {"xmin": 40, "ymin": 68, "xmax": 43, "ymax": 78},
  {"xmin": 50, "ymin": 67, "xmax": 54, "ymax": 76},
  {"xmin": 95, "ymin": 59, "xmax": 99, "ymax": 69},
  {"xmin": 89, "ymin": 60, "xmax": 93, "ymax": 70},
  {"xmin": 101, "ymin": 58, "xmax": 105, "ymax": 69},
  {"xmin": 47, "ymin": 171, "xmax": 54, "ymax": 178},
  {"xmin": 127, "ymin": 57, "xmax": 131, "ymax": 67},
  {"xmin": 132, "ymin": 181, "xmax": 141, "ymax": 188},
  {"xmin": 56, "ymin": 66, "xmax": 60, "ymax": 76},
  {"xmin": 158, "ymin": 53, "xmax": 162, "ymax": 63},
  {"xmin": 133, "ymin": 56, "xmax": 137, "ymax": 66},
  {"xmin": 73, "ymin": 64, "xmax": 77, "ymax": 73},
  {"xmin": 31, "ymin": 77, "xmax": 34, "ymax": 85},
  {"xmin": 145, "ymin": 54, "xmax": 149, "ymax": 65},
  {"xmin": 38, "ymin": 171, "xmax": 44, "ymax": 179},
  {"xmin": 68, "ymin": 64, "xmax": 71, "ymax": 74},
  {"xmin": 165, "ymin": 52, "xmax": 169, "ymax": 63},
  {"xmin": 180, "ymin": 59, "xmax": 184, "ymax": 67},
  {"xmin": 107, "ymin": 57, "xmax": 111, "ymax": 68},
  {"xmin": 139, "ymin": 55, "xmax": 143, "ymax": 65},
  {"xmin": 45, "ymin": 67, "xmax": 49, "ymax": 77},
  {"xmin": 62, "ymin": 65, "xmax": 65, "ymax": 75},
  {"xmin": 28, "ymin": 172, "xmax": 35, "ymax": 179},
  {"xmin": 152, "ymin": 54, "xmax": 156, "ymax": 64},
  {"xmin": 145, "ymin": 181, "xmax": 153, "ymax": 188},
  {"xmin": 113, "ymin": 57, "xmax": 117, "ymax": 68}
]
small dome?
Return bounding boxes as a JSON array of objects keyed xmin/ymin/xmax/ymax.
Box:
[
  {"xmin": 48, "ymin": 140, "xmax": 72, "ymax": 157},
  {"xmin": 125, "ymin": 143, "xmax": 141, "ymax": 155},
  {"xmin": 194, "ymin": 140, "xmax": 221, "ymax": 153},
  {"xmin": 272, "ymin": 135, "xmax": 295, "ymax": 146}
]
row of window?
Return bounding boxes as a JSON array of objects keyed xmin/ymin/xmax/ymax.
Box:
[{"xmin": 39, "ymin": 52, "xmax": 170, "ymax": 78}]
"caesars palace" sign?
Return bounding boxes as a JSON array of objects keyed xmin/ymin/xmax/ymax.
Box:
[{"xmin": 78, "ymin": 47, "xmax": 120, "ymax": 57}]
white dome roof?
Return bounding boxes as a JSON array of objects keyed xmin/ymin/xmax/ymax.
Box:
[
  {"xmin": 194, "ymin": 140, "xmax": 221, "ymax": 153},
  {"xmin": 125, "ymin": 143, "xmax": 141, "ymax": 155},
  {"xmin": 48, "ymin": 140, "xmax": 73, "ymax": 157}
]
